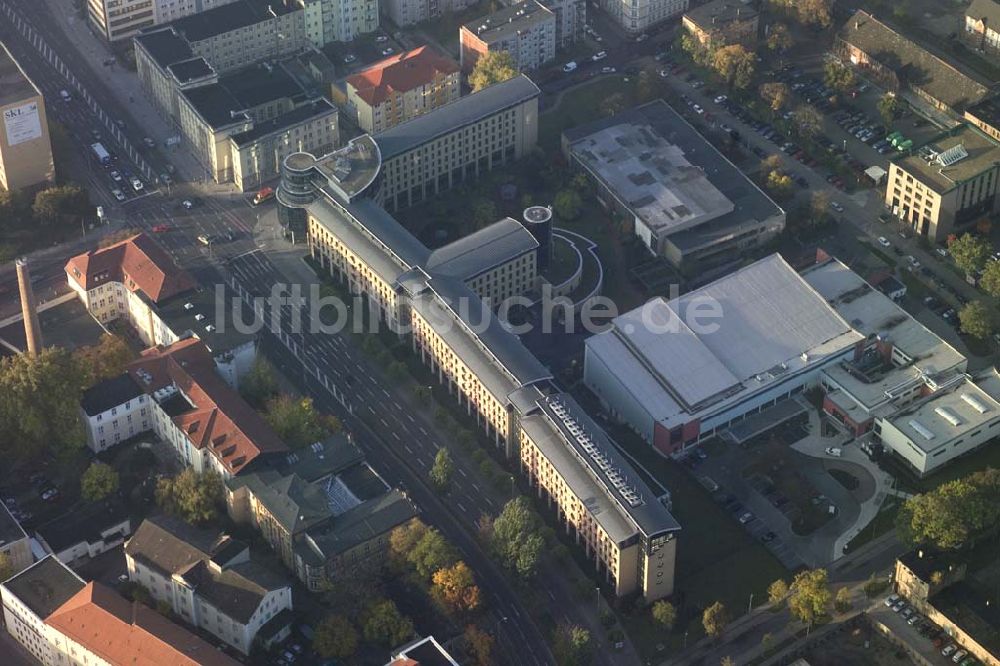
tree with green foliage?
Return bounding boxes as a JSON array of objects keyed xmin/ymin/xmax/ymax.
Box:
[
  {"xmin": 430, "ymin": 447, "xmax": 454, "ymax": 492},
  {"xmin": 766, "ymin": 23, "xmax": 793, "ymax": 51},
  {"xmin": 810, "ymin": 191, "xmax": 832, "ymax": 226},
  {"xmin": 949, "ymin": 233, "xmax": 992, "ymax": 275},
  {"xmin": 313, "ymin": 615, "xmax": 358, "ymax": 659},
  {"xmin": 770, "ymin": 0, "xmax": 831, "ymax": 28},
  {"xmin": 554, "ymin": 189, "xmax": 583, "ymax": 220},
  {"xmin": 792, "ymin": 104, "xmax": 823, "ymax": 139},
  {"xmin": 713, "ymin": 44, "xmax": 755, "ymax": 89},
  {"xmin": 362, "ymin": 599, "xmax": 414, "ymax": 646},
  {"xmin": 720, "ymin": 657, "xmax": 736, "ymax": 666},
  {"xmin": 263, "ymin": 395, "xmax": 338, "ymax": 448},
  {"xmin": 0, "ymin": 347, "xmax": 88, "ymax": 461},
  {"xmin": 759, "ymin": 82, "xmax": 790, "ymax": 112},
  {"xmin": 81, "ymin": 462, "xmax": 119, "ymax": 502},
  {"xmin": 491, "ymin": 497, "xmax": 545, "ymax": 579},
  {"xmin": 897, "ymin": 468, "xmax": 1000, "ymax": 549},
  {"xmin": 240, "ymin": 357, "xmax": 279, "ymax": 407},
  {"xmin": 553, "ymin": 623, "xmax": 592, "ymax": 666},
  {"xmin": 788, "ymin": 568, "xmax": 831, "ymax": 626},
  {"xmin": 155, "ymin": 469, "xmax": 223, "ymax": 525},
  {"xmin": 877, "ymin": 93, "xmax": 902, "ymax": 127},
  {"xmin": 959, "ymin": 300, "xmax": 995, "ymax": 339},
  {"xmin": 472, "ymin": 198, "xmax": 498, "ymax": 229},
  {"xmin": 409, "ymin": 526, "xmax": 459, "ymax": 579},
  {"xmin": 32, "ymin": 185, "xmax": 91, "ymax": 226},
  {"xmin": 75, "ymin": 334, "xmax": 135, "ymax": 385},
  {"xmin": 979, "ymin": 261, "xmax": 1000, "ymax": 297},
  {"xmin": 469, "ymin": 51, "xmax": 518, "ymax": 92},
  {"xmin": 703, "ymin": 601, "xmax": 729, "ymax": 639},
  {"xmin": 834, "ymin": 586, "xmax": 852, "ymax": 612},
  {"xmin": 823, "ymin": 60, "xmax": 856, "ymax": 94},
  {"xmin": 651, "ymin": 599, "xmax": 676, "ymax": 630},
  {"xmin": 768, "ymin": 578, "xmax": 789, "ymax": 605}
]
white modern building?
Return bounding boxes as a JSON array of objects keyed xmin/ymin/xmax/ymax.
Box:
[
  {"xmin": 80, "ymin": 374, "xmax": 151, "ymax": 452},
  {"xmin": 34, "ymin": 502, "xmax": 132, "ymax": 567},
  {"xmin": 125, "ymin": 515, "xmax": 293, "ymax": 655},
  {"xmin": 596, "ymin": 0, "xmax": 687, "ymax": 34}
]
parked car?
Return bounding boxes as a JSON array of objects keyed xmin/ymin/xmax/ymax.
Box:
[
  {"xmin": 562, "ymin": 61, "xmax": 578, "ymax": 73},
  {"xmin": 878, "ymin": 236, "xmax": 891, "ymax": 248},
  {"xmin": 824, "ymin": 447, "xmax": 842, "ymax": 457},
  {"xmin": 942, "ymin": 644, "xmax": 957, "ymax": 657},
  {"xmin": 591, "ymin": 51, "xmax": 607, "ymax": 61},
  {"xmin": 152, "ymin": 224, "xmax": 170, "ymax": 233},
  {"xmin": 884, "ymin": 594, "xmax": 900, "ymax": 607},
  {"xmin": 738, "ymin": 512, "xmax": 754, "ymax": 524},
  {"xmin": 112, "ymin": 189, "xmax": 125, "ymax": 202},
  {"xmin": 953, "ymin": 650, "xmax": 968, "ymax": 663},
  {"xmin": 829, "ymin": 201, "xmax": 845, "ymax": 213}
]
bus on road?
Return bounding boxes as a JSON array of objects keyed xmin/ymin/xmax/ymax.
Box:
[{"xmin": 90, "ymin": 142, "xmax": 111, "ymax": 166}]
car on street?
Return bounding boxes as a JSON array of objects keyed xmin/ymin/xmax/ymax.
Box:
[
  {"xmin": 375, "ymin": 35, "xmax": 388, "ymax": 43},
  {"xmin": 761, "ymin": 531, "xmax": 777, "ymax": 543},
  {"xmin": 90, "ymin": 129, "xmax": 101, "ymax": 141},
  {"xmin": 953, "ymin": 650, "xmax": 968, "ymax": 663},
  {"xmin": 343, "ymin": 54, "xmax": 356, "ymax": 64},
  {"xmin": 118, "ymin": 574, "xmax": 129, "ymax": 583},
  {"xmin": 738, "ymin": 512, "xmax": 754, "ymax": 524},
  {"xmin": 825, "ymin": 447, "xmax": 842, "ymax": 457},
  {"xmin": 714, "ymin": 95, "xmax": 727, "ymax": 104},
  {"xmin": 59, "ymin": 89, "xmax": 72, "ymax": 102},
  {"xmin": 182, "ymin": 199, "xmax": 194, "ymax": 209},
  {"xmin": 109, "ymin": 170, "xmax": 123, "ymax": 183},
  {"xmin": 197, "ymin": 234, "xmax": 213, "ymax": 246},
  {"xmin": 658, "ymin": 69, "xmax": 669, "ymax": 78},
  {"xmin": 152, "ymin": 224, "xmax": 170, "ymax": 233},
  {"xmin": 130, "ymin": 177, "xmax": 144, "ymax": 192},
  {"xmin": 112, "ymin": 189, "xmax": 125, "ymax": 201},
  {"xmin": 692, "ymin": 104, "xmax": 704, "ymax": 114},
  {"xmin": 829, "ymin": 201, "xmax": 845, "ymax": 213},
  {"xmin": 601, "ymin": 66, "xmax": 616, "ymax": 74},
  {"xmin": 906, "ymin": 255, "xmax": 920, "ymax": 268},
  {"xmin": 381, "ymin": 47, "xmax": 395, "ymax": 56},
  {"xmin": 142, "ymin": 137, "xmax": 155, "ymax": 148},
  {"xmin": 877, "ymin": 236, "xmax": 891, "ymax": 248},
  {"xmin": 563, "ymin": 61, "xmax": 578, "ymax": 72},
  {"xmin": 907, "ymin": 614, "xmax": 921, "ymax": 625},
  {"xmin": 40, "ymin": 487, "xmax": 59, "ymax": 502},
  {"xmin": 591, "ymin": 51, "xmax": 607, "ymax": 61}
]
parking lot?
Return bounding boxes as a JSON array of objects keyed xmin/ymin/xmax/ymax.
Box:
[{"xmin": 874, "ymin": 595, "xmax": 981, "ymax": 666}]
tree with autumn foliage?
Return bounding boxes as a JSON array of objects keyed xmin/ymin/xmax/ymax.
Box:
[
  {"xmin": 431, "ymin": 561, "xmax": 481, "ymax": 615},
  {"xmin": 713, "ymin": 44, "xmax": 756, "ymax": 89}
]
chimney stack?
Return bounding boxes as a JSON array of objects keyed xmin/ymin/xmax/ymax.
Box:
[{"xmin": 15, "ymin": 258, "xmax": 43, "ymax": 356}]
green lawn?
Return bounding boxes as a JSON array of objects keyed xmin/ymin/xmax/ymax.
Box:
[
  {"xmin": 539, "ymin": 76, "xmax": 638, "ymax": 152},
  {"xmin": 416, "ymin": 0, "xmax": 490, "ymax": 56}
]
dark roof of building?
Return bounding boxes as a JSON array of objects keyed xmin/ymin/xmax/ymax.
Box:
[
  {"xmin": 296, "ymin": 489, "xmax": 417, "ymax": 562},
  {"xmin": 134, "ymin": 28, "xmax": 193, "ymax": 70},
  {"xmin": 684, "ymin": 0, "xmax": 759, "ymax": 29},
  {"xmin": 2, "ymin": 555, "xmax": 85, "ymax": 620},
  {"xmin": 167, "ymin": 0, "xmax": 297, "ymax": 44},
  {"xmin": 462, "ymin": 0, "xmax": 554, "ymax": 44},
  {"xmin": 125, "ymin": 514, "xmax": 225, "ymax": 576},
  {"xmin": 35, "ymin": 500, "xmax": 130, "ymax": 554},
  {"xmin": 168, "ymin": 57, "xmax": 215, "ymax": 84},
  {"xmin": 0, "ymin": 503, "xmax": 28, "ymax": 561},
  {"xmin": 898, "ymin": 547, "xmax": 965, "ymax": 584},
  {"xmin": 838, "ymin": 10, "xmax": 990, "ymax": 111},
  {"xmin": 932, "ymin": 581, "xmax": 1000, "ymax": 659},
  {"xmin": 230, "ymin": 99, "xmax": 337, "ymax": 148},
  {"xmin": 152, "ymin": 279, "xmax": 255, "ymax": 356},
  {"xmin": 966, "ymin": 95, "xmax": 1000, "ymax": 134},
  {"xmin": 180, "ymin": 62, "xmax": 309, "ymax": 130},
  {"xmin": 374, "ymin": 74, "xmax": 539, "ymax": 160},
  {"xmin": 967, "ymin": 0, "xmax": 1000, "ymax": 26},
  {"xmin": 269, "ymin": 435, "xmax": 365, "ymax": 482},
  {"xmin": 0, "ymin": 41, "xmax": 40, "ymax": 107},
  {"xmin": 231, "ymin": 471, "xmax": 333, "ymax": 535},
  {"xmin": 81, "ymin": 374, "xmax": 144, "ymax": 417}
]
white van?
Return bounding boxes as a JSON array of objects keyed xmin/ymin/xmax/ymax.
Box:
[
  {"xmin": 59, "ymin": 89, "xmax": 72, "ymax": 102},
  {"xmin": 562, "ymin": 61, "xmax": 577, "ymax": 73}
]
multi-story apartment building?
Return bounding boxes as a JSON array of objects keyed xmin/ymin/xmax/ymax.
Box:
[
  {"xmin": 0, "ymin": 503, "xmax": 32, "ymax": 578},
  {"xmin": 837, "ymin": 10, "xmax": 989, "ymax": 116},
  {"xmin": 682, "ymin": 0, "xmax": 758, "ymax": 49},
  {"xmin": 346, "ymin": 46, "xmax": 460, "ymax": 133},
  {"xmin": 80, "ymin": 373, "xmax": 151, "ymax": 451},
  {"xmin": 125, "ymin": 515, "xmax": 293, "ymax": 655},
  {"xmin": 460, "ymin": 1, "xmax": 556, "ymax": 73},
  {"xmin": 379, "ymin": 0, "xmax": 469, "ymax": 26},
  {"xmin": 80, "ymin": 337, "xmax": 287, "ymax": 476},
  {"xmin": 88, "ymin": 0, "xmax": 155, "ymax": 42},
  {"xmin": 173, "ymin": 62, "xmax": 338, "ymax": 188},
  {"xmin": 152, "ymin": 0, "xmax": 240, "ymax": 23},
  {"xmin": 300, "ymin": 0, "xmax": 379, "ymax": 44},
  {"xmin": 226, "ymin": 436, "xmax": 419, "ymax": 591},
  {"xmin": 273, "ymin": 82, "xmax": 682, "ymax": 600},
  {"xmin": 563, "ymin": 101, "xmax": 784, "ymax": 272},
  {"xmin": 965, "ymin": 95, "xmax": 1000, "ymax": 144},
  {"xmin": 373, "ymin": 74, "xmax": 540, "ymax": 211},
  {"xmin": 883, "ymin": 123, "xmax": 1000, "ymax": 242},
  {"xmin": 65, "ymin": 233, "xmax": 257, "ymax": 385},
  {"xmin": 0, "ymin": 43, "xmax": 54, "ymax": 192},
  {"xmin": 597, "ymin": 0, "xmax": 686, "ymax": 35},
  {"xmin": 963, "ymin": 0, "xmax": 1000, "ymax": 57},
  {"xmin": 1, "ymin": 556, "xmax": 239, "ymax": 666}
]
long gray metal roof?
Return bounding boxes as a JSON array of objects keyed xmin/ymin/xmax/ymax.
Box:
[
  {"xmin": 427, "ymin": 217, "xmax": 538, "ymax": 280},
  {"xmin": 374, "ymin": 74, "xmax": 539, "ymax": 160}
]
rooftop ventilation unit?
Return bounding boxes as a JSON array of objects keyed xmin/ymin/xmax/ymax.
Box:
[
  {"xmin": 205, "ymin": 324, "xmax": 216, "ymax": 332},
  {"xmin": 934, "ymin": 406, "xmax": 963, "ymax": 427},
  {"xmin": 195, "ymin": 313, "xmax": 205, "ymax": 321},
  {"xmin": 908, "ymin": 419, "xmax": 935, "ymax": 440},
  {"xmin": 184, "ymin": 303, "xmax": 194, "ymax": 310},
  {"xmin": 961, "ymin": 393, "xmax": 990, "ymax": 414},
  {"xmin": 936, "ymin": 144, "xmax": 968, "ymax": 167}
]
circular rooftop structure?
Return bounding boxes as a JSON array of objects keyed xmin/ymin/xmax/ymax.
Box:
[{"xmin": 523, "ymin": 205, "xmax": 553, "ymax": 225}]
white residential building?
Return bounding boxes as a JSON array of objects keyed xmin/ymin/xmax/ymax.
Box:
[
  {"xmin": 125, "ymin": 516, "xmax": 293, "ymax": 655},
  {"xmin": 597, "ymin": 0, "xmax": 687, "ymax": 35}
]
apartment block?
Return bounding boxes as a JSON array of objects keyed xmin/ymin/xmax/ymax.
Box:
[
  {"xmin": 963, "ymin": 0, "xmax": 1000, "ymax": 57},
  {"xmin": 1, "ymin": 556, "xmax": 239, "ymax": 666},
  {"xmin": 373, "ymin": 74, "xmax": 540, "ymax": 210},
  {"xmin": 0, "ymin": 43, "xmax": 54, "ymax": 192},
  {"xmin": 88, "ymin": 0, "xmax": 155, "ymax": 42},
  {"xmin": 273, "ymin": 76, "xmax": 681, "ymax": 600},
  {"xmin": 379, "ymin": 0, "xmax": 470, "ymax": 26},
  {"xmin": 65, "ymin": 233, "xmax": 257, "ymax": 385},
  {"xmin": 563, "ymin": 101, "xmax": 784, "ymax": 272},
  {"xmin": 837, "ymin": 10, "xmax": 989, "ymax": 115},
  {"xmin": 883, "ymin": 124, "xmax": 1000, "ymax": 242},
  {"xmin": 125, "ymin": 516, "xmax": 293, "ymax": 655},
  {"xmin": 226, "ymin": 436, "xmax": 418, "ymax": 591},
  {"xmin": 346, "ymin": 46, "xmax": 460, "ymax": 134},
  {"xmin": 460, "ymin": 1, "xmax": 556, "ymax": 73},
  {"xmin": 682, "ymin": 0, "xmax": 758, "ymax": 49},
  {"xmin": 596, "ymin": 0, "xmax": 686, "ymax": 35},
  {"xmin": 153, "ymin": 0, "xmax": 240, "ymax": 24}
]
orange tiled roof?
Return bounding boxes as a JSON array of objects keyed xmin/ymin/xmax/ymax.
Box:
[
  {"xmin": 129, "ymin": 338, "xmax": 287, "ymax": 474},
  {"xmin": 65, "ymin": 233, "xmax": 196, "ymax": 303},
  {"xmin": 346, "ymin": 46, "xmax": 459, "ymax": 106},
  {"xmin": 45, "ymin": 582, "xmax": 239, "ymax": 666}
]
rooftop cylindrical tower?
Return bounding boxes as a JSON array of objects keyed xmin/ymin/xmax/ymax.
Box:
[{"xmin": 522, "ymin": 205, "xmax": 553, "ymax": 271}]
